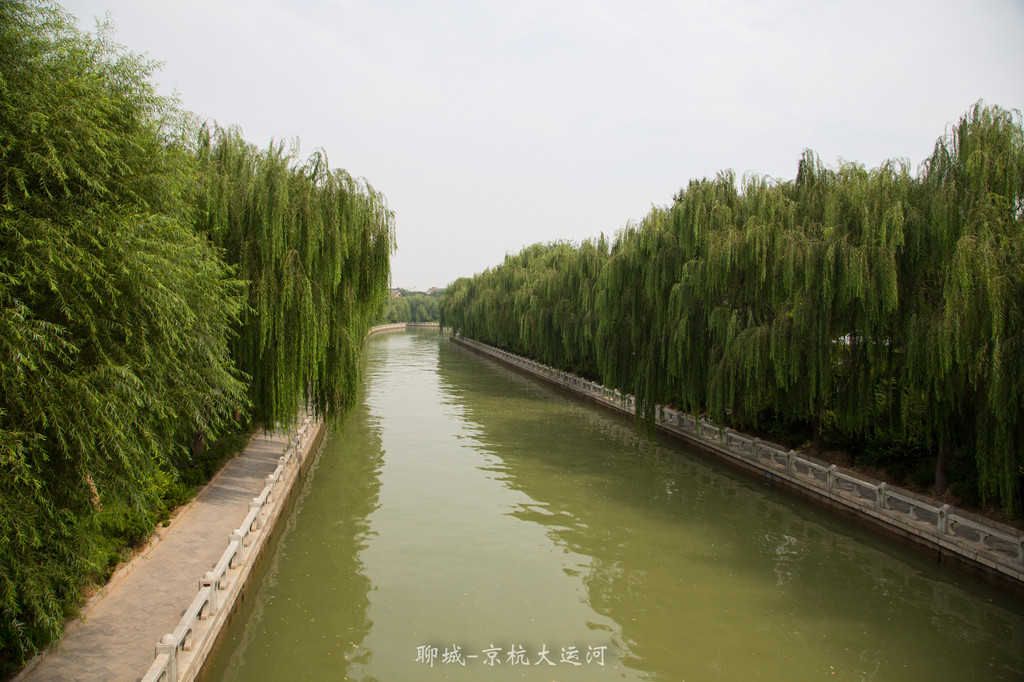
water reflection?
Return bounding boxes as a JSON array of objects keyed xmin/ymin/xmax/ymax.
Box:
[
  {"xmin": 202, "ymin": 342, "xmax": 388, "ymax": 682},
  {"xmin": 205, "ymin": 331, "xmax": 1024, "ymax": 682},
  {"xmin": 435, "ymin": 338, "xmax": 1024, "ymax": 681}
]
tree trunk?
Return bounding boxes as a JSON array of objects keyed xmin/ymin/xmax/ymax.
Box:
[
  {"xmin": 812, "ymin": 402, "xmax": 824, "ymax": 454},
  {"xmin": 191, "ymin": 429, "xmax": 206, "ymax": 458},
  {"xmin": 935, "ymin": 432, "xmax": 950, "ymax": 496}
]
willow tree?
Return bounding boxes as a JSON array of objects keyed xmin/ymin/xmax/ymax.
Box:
[
  {"xmin": 442, "ymin": 250, "xmax": 531, "ymax": 353},
  {"xmin": 507, "ymin": 240, "xmax": 606, "ymax": 376},
  {"xmin": 818, "ymin": 159, "xmax": 908, "ymax": 441},
  {"xmin": 762, "ymin": 153, "xmax": 909, "ymax": 450},
  {"xmin": 512, "ymin": 244, "xmax": 558, "ymax": 364},
  {"xmin": 905, "ymin": 103, "xmax": 1024, "ymax": 508},
  {"xmin": 1, "ymin": 1, "xmax": 246, "ymax": 665},
  {"xmin": 441, "ymin": 103, "xmax": 1023, "ymax": 511},
  {"xmin": 662, "ymin": 172, "xmax": 751, "ymax": 422},
  {"xmin": 549, "ymin": 237, "xmax": 607, "ymax": 377},
  {"xmin": 595, "ymin": 209, "xmax": 682, "ymax": 430},
  {"xmin": 194, "ymin": 126, "xmax": 395, "ymax": 428},
  {"xmin": 440, "ymin": 276, "xmax": 472, "ymax": 335},
  {"xmin": 441, "ymin": 240, "xmax": 606, "ymax": 379}
]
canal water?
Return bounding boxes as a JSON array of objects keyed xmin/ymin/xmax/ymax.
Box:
[{"xmin": 204, "ymin": 329, "xmax": 1024, "ymax": 681}]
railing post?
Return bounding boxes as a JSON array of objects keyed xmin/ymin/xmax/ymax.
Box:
[
  {"xmin": 827, "ymin": 464, "xmax": 837, "ymax": 489},
  {"xmin": 200, "ymin": 571, "xmax": 218, "ymax": 614},
  {"xmin": 229, "ymin": 530, "xmax": 245, "ymax": 566},
  {"xmin": 752, "ymin": 438, "xmax": 760, "ymax": 459},
  {"xmin": 250, "ymin": 498, "xmax": 262, "ymax": 530},
  {"xmin": 876, "ymin": 482, "xmax": 888, "ymax": 509},
  {"xmin": 937, "ymin": 504, "xmax": 950, "ymax": 534},
  {"xmin": 155, "ymin": 634, "xmax": 178, "ymax": 680}
]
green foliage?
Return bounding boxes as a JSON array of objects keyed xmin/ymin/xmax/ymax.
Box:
[
  {"xmin": 175, "ymin": 421, "xmax": 255, "ymax": 489},
  {"xmin": 441, "ymin": 238, "xmax": 608, "ymax": 379},
  {"xmin": 906, "ymin": 103, "xmax": 1024, "ymax": 508},
  {"xmin": 596, "ymin": 216, "xmax": 679, "ymax": 429},
  {"xmin": 442, "ymin": 103, "xmax": 1024, "ymax": 515},
  {"xmin": 0, "ymin": 1, "xmax": 249, "ymax": 666},
  {"xmin": 194, "ymin": 126, "xmax": 395, "ymax": 428},
  {"xmin": 0, "ymin": 1, "xmax": 394, "ymax": 670},
  {"xmin": 379, "ymin": 289, "xmax": 441, "ymax": 323},
  {"xmin": 89, "ymin": 421, "xmax": 254, "ymax": 580}
]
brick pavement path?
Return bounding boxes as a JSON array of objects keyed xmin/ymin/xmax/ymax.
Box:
[{"xmin": 19, "ymin": 431, "xmax": 292, "ymax": 682}]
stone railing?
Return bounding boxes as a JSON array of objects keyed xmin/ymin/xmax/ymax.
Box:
[
  {"xmin": 452, "ymin": 334, "xmax": 1024, "ymax": 587},
  {"xmin": 368, "ymin": 323, "xmax": 407, "ymax": 335},
  {"xmin": 141, "ymin": 417, "xmax": 318, "ymax": 682},
  {"xmin": 368, "ymin": 322, "xmax": 439, "ymax": 335}
]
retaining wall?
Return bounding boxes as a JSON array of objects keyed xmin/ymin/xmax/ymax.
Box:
[
  {"xmin": 142, "ymin": 418, "xmax": 325, "ymax": 682},
  {"xmin": 142, "ymin": 323, "xmax": 417, "ymax": 681},
  {"xmin": 370, "ymin": 322, "xmax": 439, "ymax": 333},
  {"xmin": 368, "ymin": 323, "xmax": 407, "ymax": 334},
  {"xmin": 451, "ymin": 333, "xmax": 1024, "ymax": 595}
]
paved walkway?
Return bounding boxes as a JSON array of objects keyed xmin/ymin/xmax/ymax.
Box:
[{"xmin": 20, "ymin": 431, "xmax": 296, "ymax": 682}]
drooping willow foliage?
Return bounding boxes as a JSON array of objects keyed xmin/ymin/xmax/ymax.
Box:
[
  {"xmin": 442, "ymin": 103, "xmax": 1024, "ymax": 514},
  {"xmin": 379, "ymin": 289, "xmax": 442, "ymax": 323},
  {"xmin": 907, "ymin": 104, "xmax": 1024, "ymax": 507},
  {"xmin": 0, "ymin": 1, "xmax": 245, "ymax": 663},
  {"xmin": 442, "ymin": 238, "xmax": 608, "ymax": 377},
  {"xmin": 0, "ymin": 1, "xmax": 394, "ymax": 669},
  {"xmin": 194, "ymin": 126, "xmax": 395, "ymax": 428}
]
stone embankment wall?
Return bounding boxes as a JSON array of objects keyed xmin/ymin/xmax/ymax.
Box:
[
  {"xmin": 451, "ymin": 333, "xmax": 1024, "ymax": 595},
  {"xmin": 372, "ymin": 322, "xmax": 439, "ymax": 333},
  {"xmin": 142, "ymin": 417, "xmax": 324, "ymax": 682},
  {"xmin": 143, "ymin": 323, "xmax": 416, "ymax": 682},
  {"xmin": 369, "ymin": 323, "xmax": 407, "ymax": 334}
]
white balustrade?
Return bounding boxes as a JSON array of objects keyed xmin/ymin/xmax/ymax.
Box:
[
  {"xmin": 142, "ymin": 415, "xmax": 318, "ymax": 682},
  {"xmin": 450, "ymin": 333, "xmax": 1024, "ymax": 582}
]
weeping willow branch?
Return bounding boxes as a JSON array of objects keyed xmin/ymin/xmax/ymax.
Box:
[
  {"xmin": 442, "ymin": 102, "xmax": 1024, "ymax": 513},
  {"xmin": 194, "ymin": 125, "xmax": 395, "ymax": 428}
]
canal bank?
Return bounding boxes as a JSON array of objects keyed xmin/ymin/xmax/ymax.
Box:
[
  {"xmin": 10, "ymin": 325, "xmax": 423, "ymax": 682},
  {"xmin": 14, "ymin": 419, "xmax": 323, "ymax": 682},
  {"xmin": 141, "ymin": 326, "xmax": 413, "ymax": 681},
  {"xmin": 146, "ymin": 418, "xmax": 325, "ymax": 682},
  {"xmin": 450, "ymin": 333, "xmax": 1024, "ymax": 596},
  {"xmin": 143, "ymin": 325, "xmax": 411, "ymax": 681},
  {"xmin": 202, "ymin": 329, "xmax": 1024, "ymax": 682}
]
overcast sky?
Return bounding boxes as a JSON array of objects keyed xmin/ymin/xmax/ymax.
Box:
[{"xmin": 62, "ymin": 0, "xmax": 1024, "ymax": 290}]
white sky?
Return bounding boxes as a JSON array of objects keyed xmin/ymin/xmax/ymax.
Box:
[{"xmin": 62, "ymin": 0, "xmax": 1024, "ymax": 290}]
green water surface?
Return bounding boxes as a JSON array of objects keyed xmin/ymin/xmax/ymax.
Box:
[{"xmin": 203, "ymin": 330, "xmax": 1024, "ymax": 681}]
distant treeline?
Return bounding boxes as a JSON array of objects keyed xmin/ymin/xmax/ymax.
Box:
[
  {"xmin": 441, "ymin": 103, "xmax": 1024, "ymax": 517},
  {"xmin": 378, "ymin": 288, "xmax": 442, "ymax": 323},
  {"xmin": 0, "ymin": 1, "xmax": 393, "ymax": 670}
]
